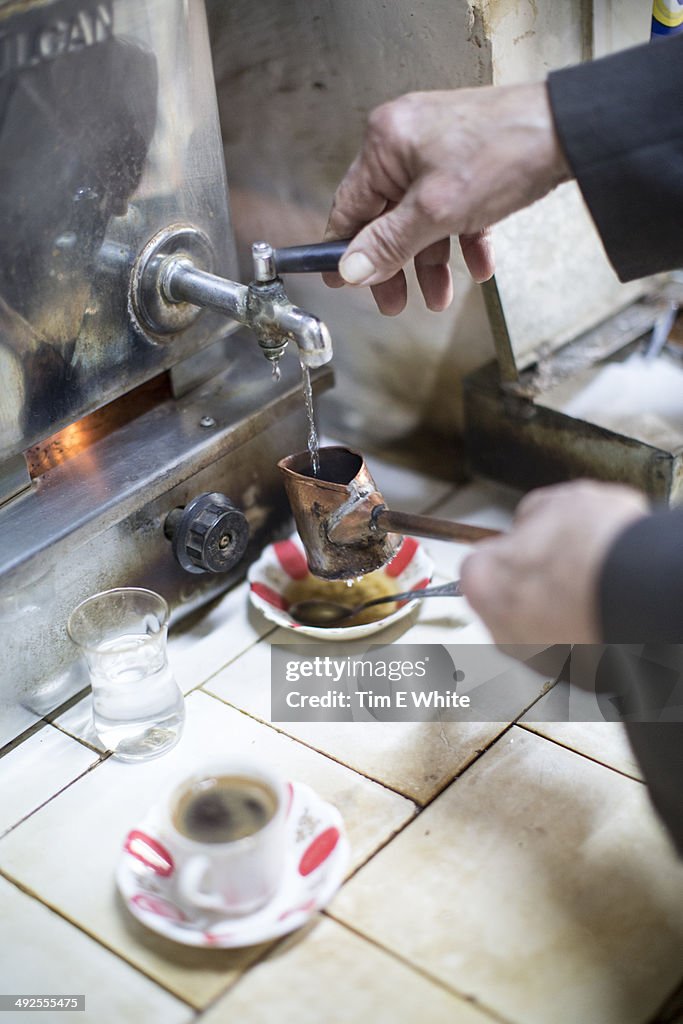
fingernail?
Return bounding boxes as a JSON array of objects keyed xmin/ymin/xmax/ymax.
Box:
[{"xmin": 339, "ymin": 252, "xmax": 375, "ymax": 284}]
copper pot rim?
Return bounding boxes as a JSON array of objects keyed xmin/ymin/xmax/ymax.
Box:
[{"xmin": 277, "ymin": 446, "xmax": 367, "ymax": 493}]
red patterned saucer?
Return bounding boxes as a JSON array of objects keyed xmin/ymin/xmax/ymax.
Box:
[
  {"xmin": 248, "ymin": 534, "xmax": 433, "ymax": 639},
  {"xmin": 116, "ymin": 781, "xmax": 349, "ymax": 948}
]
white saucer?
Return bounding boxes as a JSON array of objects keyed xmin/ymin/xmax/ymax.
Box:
[
  {"xmin": 116, "ymin": 781, "xmax": 349, "ymax": 948},
  {"xmin": 248, "ymin": 534, "xmax": 434, "ymax": 640}
]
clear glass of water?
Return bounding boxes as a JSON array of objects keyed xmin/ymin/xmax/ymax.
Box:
[{"xmin": 67, "ymin": 588, "xmax": 185, "ymax": 762}]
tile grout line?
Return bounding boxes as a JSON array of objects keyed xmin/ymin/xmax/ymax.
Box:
[
  {"xmin": 190, "ymin": 934, "xmax": 290, "ymax": 1021},
  {"xmin": 0, "ymin": 870, "xmax": 198, "ymax": 1012},
  {"xmin": 379, "ymin": 678, "xmax": 564, "ymax": 817},
  {"xmin": 194, "ymin": 685, "xmax": 422, "ymax": 806},
  {"xmin": 0, "ymin": 755, "xmax": 108, "ymax": 841},
  {"xmin": 0, "ymin": 718, "xmax": 50, "ymax": 760},
  {"xmin": 193, "ymin": 906, "xmax": 515, "ymax": 1024},
  {"xmin": 43, "ymin": 686, "xmax": 90, "ymax": 723},
  {"xmin": 323, "ymin": 913, "xmax": 517, "ymax": 1024},
  {"xmin": 179, "ymin": 626, "xmax": 279, "ymax": 699},
  {"xmin": 197, "ymin": 659, "xmax": 565, "ymax": 817},
  {"xmin": 333, "ymin": 724, "xmax": 523, "ymax": 886},
  {"xmin": 47, "ymin": 719, "xmax": 106, "ymax": 757},
  {"xmin": 516, "ymin": 722, "xmax": 646, "ymax": 783},
  {"xmin": 420, "ymin": 485, "xmax": 460, "ymax": 516},
  {"xmin": 318, "ymin": 679, "xmax": 572, "ymax": 883}
]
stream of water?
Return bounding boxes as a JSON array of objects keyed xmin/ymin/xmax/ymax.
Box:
[{"xmin": 300, "ymin": 361, "xmax": 320, "ymax": 476}]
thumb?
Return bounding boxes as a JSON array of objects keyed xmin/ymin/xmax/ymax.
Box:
[
  {"xmin": 338, "ymin": 197, "xmax": 441, "ymax": 287},
  {"xmin": 459, "ymin": 230, "xmax": 495, "ymax": 283}
]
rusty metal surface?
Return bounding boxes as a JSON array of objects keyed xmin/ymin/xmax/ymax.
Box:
[
  {"xmin": 464, "ymin": 360, "xmax": 681, "ymax": 504},
  {"xmin": 510, "ymin": 287, "xmax": 683, "ymax": 399},
  {"xmin": 278, "ymin": 447, "xmax": 401, "ymax": 580},
  {"xmin": 0, "ymin": 354, "xmax": 334, "ymax": 744},
  {"xmin": 0, "ymin": 0, "xmax": 238, "ymax": 464},
  {"xmin": 24, "ymin": 374, "xmax": 172, "ymax": 477},
  {"xmin": 279, "ymin": 445, "xmax": 501, "ymax": 580}
]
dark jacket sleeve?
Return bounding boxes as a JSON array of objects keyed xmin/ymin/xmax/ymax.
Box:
[
  {"xmin": 549, "ymin": 43, "xmax": 683, "ymax": 854},
  {"xmin": 599, "ymin": 515, "xmax": 683, "ymax": 854},
  {"xmin": 545, "ymin": 39, "xmax": 683, "ymax": 851},
  {"xmin": 547, "ymin": 33, "xmax": 683, "ymax": 282},
  {"xmin": 599, "ymin": 510, "xmax": 683, "ymax": 642}
]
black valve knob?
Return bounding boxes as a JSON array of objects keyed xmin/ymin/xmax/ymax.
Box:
[{"xmin": 165, "ymin": 493, "xmax": 249, "ymax": 574}]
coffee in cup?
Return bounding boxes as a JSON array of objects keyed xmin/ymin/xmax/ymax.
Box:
[
  {"xmin": 172, "ymin": 774, "xmax": 278, "ymax": 844},
  {"xmin": 162, "ymin": 760, "xmax": 287, "ymax": 917}
]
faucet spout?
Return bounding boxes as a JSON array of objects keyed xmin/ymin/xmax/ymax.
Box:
[
  {"xmin": 246, "ymin": 276, "xmax": 333, "ymax": 368},
  {"xmin": 248, "ymin": 241, "xmax": 333, "ymax": 368},
  {"xmin": 131, "ymin": 226, "xmax": 335, "ymax": 370},
  {"xmin": 281, "ymin": 308, "xmax": 333, "ymax": 369},
  {"xmin": 150, "ymin": 233, "xmax": 333, "ymax": 371}
]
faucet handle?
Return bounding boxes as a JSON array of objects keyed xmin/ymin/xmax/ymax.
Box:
[
  {"xmin": 273, "ymin": 239, "xmax": 350, "ymax": 275},
  {"xmin": 252, "ymin": 239, "xmax": 351, "ymax": 279}
]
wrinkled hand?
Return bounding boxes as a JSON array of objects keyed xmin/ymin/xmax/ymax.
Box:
[
  {"xmin": 459, "ymin": 481, "xmax": 649, "ymax": 643},
  {"xmin": 324, "ymin": 83, "xmax": 570, "ymax": 315}
]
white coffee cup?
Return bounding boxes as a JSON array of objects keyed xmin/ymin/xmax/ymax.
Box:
[{"xmin": 160, "ymin": 760, "xmax": 287, "ymax": 917}]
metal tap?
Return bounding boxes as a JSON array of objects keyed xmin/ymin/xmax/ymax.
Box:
[{"xmin": 132, "ymin": 228, "xmax": 333, "ymax": 371}]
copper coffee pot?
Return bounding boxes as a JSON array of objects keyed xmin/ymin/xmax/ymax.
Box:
[{"xmin": 278, "ymin": 446, "xmax": 501, "ymax": 580}]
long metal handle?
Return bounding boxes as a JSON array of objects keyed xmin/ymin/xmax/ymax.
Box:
[
  {"xmin": 375, "ymin": 507, "xmax": 502, "ymax": 544},
  {"xmin": 273, "ymin": 239, "xmax": 351, "ymax": 274}
]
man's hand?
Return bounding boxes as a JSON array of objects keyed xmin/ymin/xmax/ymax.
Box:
[
  {"xmin": 324, "ymin": 83, "xmax": 571, "ymax": 315},
  {"xmin": 459, "ymin": 481, "xmax": 649, "ymax": 643}
]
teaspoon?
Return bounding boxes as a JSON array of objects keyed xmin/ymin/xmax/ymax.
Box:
[{"xmin": 288, "ymin": 580, "xmax": 462, "ymax": 627}]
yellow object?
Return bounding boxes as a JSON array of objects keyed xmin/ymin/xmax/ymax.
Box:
[{"xmin": 652, "ymin": 0, "xmax": 683, "ymax": 29}]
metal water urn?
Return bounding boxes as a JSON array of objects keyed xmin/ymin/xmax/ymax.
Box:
[{"xmin": 0, "ymin": 0, "xmax": 333, "ymax": 743}]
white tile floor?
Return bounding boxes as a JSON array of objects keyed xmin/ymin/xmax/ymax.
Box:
[
  {"xmin": 329, "ymin": 727, "xmax": 683, "ymax": 1024},
  {"xmin": 200, "ymin": 916, "xmax": 494, "ymax": 1024},
  {"xmin": 0, "ymin": 876, "xmax": 192, "ymax": 1024},
  {"xmin": 1, "ymin": 462, "xmax": 681, "ymax": 1024},
  {"xmin": 521, "ymin": 686, "xmax": 642, "ymax": 780},
  {"xmin": 0, "ymin": 690, "xmax": 413, "ymax": 1009},
  {"xmin": 201, "ymin": 635, "xmax": 558, "ymax": 803},
  {"xmin": 0, "ymin": 724, "xmax": 100, "ymax": 837}
]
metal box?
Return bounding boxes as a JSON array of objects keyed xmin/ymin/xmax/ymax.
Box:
[{"xmin": 463, "ymin": 185, "xmax": 683, "ymax": 504}]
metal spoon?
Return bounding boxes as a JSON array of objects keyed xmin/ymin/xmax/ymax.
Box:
[{"xmin": 288, "ymin": 580, "xmax": 462, "ymax": 627}]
